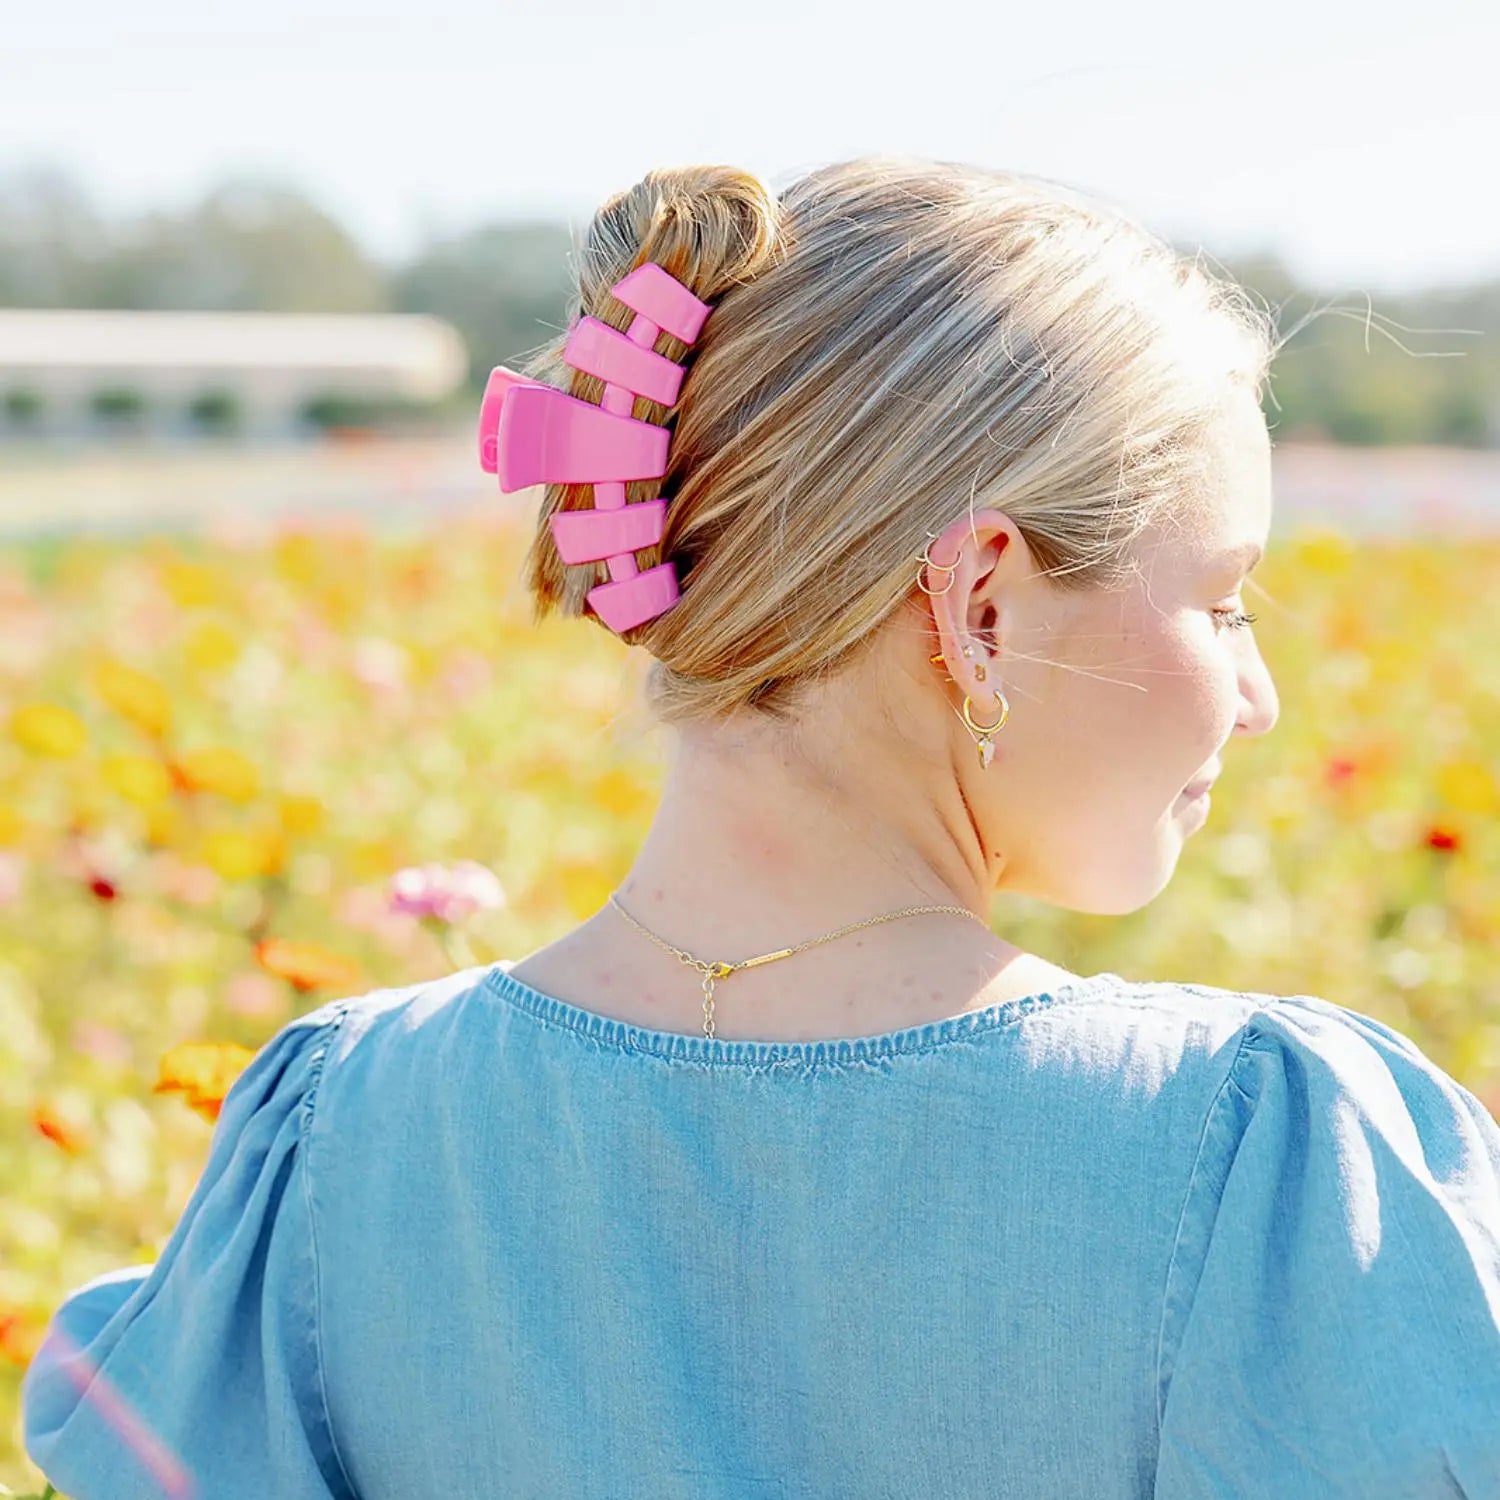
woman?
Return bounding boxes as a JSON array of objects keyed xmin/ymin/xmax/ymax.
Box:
[{"xmin": 23, "ymin": 157, "xmax": 1500, "ymax": 1498}]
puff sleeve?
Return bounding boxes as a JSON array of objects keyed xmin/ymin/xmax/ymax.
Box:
[
  {"xmin": 1154, "ymin": 995, "xmax": 1500, "ymax": 1498},
  {"xmin": 21, "ymin": 998, "xmax": 360, "ymax": 1500}
]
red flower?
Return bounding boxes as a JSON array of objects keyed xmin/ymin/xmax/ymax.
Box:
[
  {"xmin": 1424, "ymin": 825, "xmax": 1462, "ymax": 853},
  {"xmin": 1324, "ymin": 756, "xmax": 1359, "ymax": 788},
  {"xmin": 88, "ymin": 875, "xmax": 118, "ymax": 901}
]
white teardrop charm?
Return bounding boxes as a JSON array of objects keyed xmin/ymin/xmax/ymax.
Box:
[{"xmin": 978, "ymin": 737, "xmax": 996, "ymax": 769}]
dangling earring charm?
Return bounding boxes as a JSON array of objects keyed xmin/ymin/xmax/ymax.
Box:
[{"xmin": 961, "ymin": 689, "xmax": 1010, "ymax": 769}]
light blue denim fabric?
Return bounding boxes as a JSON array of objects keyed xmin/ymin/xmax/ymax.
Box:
[{"xmin": 22, "ymin": 960, "xmax": 1500, "ymax": 1498}]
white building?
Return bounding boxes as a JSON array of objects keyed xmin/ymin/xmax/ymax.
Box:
[{"xmin": 0, "ymin": 307, "xmax": 469, "ymax": 442}]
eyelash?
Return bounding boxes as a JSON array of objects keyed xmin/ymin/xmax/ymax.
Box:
[{"xmin": 1212, "ymin": 608, "xmax": 1259, "ymax": 632}]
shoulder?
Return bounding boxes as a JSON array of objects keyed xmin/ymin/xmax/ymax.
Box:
[
  {"xmin": 1031, "ymin": 975, "xmax": 1480, "ymax": 1103},
  {"xmin": 294, "ymin": 962, "xmax": 501, "ymax": 1117},
  {"xmin": 1153, "ymin": 986, "xmax": 1500, "ymax": 1490},
  {"xmin": 1019, "ymin": 973, "xmax": 1268, "ymax": 1082},
  {"xmin": 1220, "ymin": 988, "xmax": 1500, "ymax": 1174}
]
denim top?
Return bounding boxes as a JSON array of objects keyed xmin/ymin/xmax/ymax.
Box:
[{"xmin": 23, "ymin": 961, "xmax": 1500, "ymax": 1497}]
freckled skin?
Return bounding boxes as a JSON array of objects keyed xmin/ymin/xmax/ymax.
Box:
[{"xmin": 510, "ymin": 386, "xmax": 1280, "ymax": 1041}]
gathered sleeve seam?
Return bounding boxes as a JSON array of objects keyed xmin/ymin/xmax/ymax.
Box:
[
  {"xmin": 1153, "ymin": 1009, "xmax": 1267, "ymax": 1437},
  {"xmin": 299, "ymin": 999, "xmax": 363, "ymax": 1500}
]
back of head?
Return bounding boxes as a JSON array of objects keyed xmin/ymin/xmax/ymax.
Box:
[{"xmin": 518, "ymin": 154, "xmax": 1276, "ymax": 727}]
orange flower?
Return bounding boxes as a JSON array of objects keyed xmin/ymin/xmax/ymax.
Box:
[
  {"xmin": 154, "ymin": 1040, "xmax": 257, "ymax": 1123},
  {"xmin": 0, "ymin": 1307, "xmax": 46, "ymax": 1367},
  {"xmin": 254, "ymin": 937, "xmax": 362, "ymax": 993},
  {"xmin": 33, "ymin": 1101, "xmax": 89, "ymax": 1154},
  {"xmin": 1424, "ymin": 825, "xmax": 1462, "ymax": 854},
  {"xmin": 172, "ymin": 745, "xmax": 260, "ymax": 802}
]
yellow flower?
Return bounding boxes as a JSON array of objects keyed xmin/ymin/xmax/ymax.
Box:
[
  {"xmin": 101, "ymin": 751, "xmax": 172, "ymax": 807},
  {"xmin": 184, "ymin": 619, "xmax": 241, "ymax": 672},
  {"xmin": 258, "ymin": 825, "xmax": 289, "ymax": 876},
  {"xmin": 201, "ymin": 826, "xmax": 285, "ymax": 880},
  {"xmin": 593, "ymin": 767, "xmax": 656, "ymax": 822},
  {"xmin": 279, "ymin": 793, "xmax": 325, "ymax": 837},
  {"xmin": 11, "ymin": 702, "xmax": 87, "ymax": 757},
  {"xmin": 559, "ymin": 859, "xmax": 617, "ymax": 921},
  {"xmin": 63, "ymin": 766, "xmax": 109, "ymax": 832},
  {"xmin": 93, "ymin": 658, "xmax": 172, "ymax": 739},
  {"xmin": 320, "ymin": 578, "xmax": 360, "ymax": 628},
  {"xmin": 174, "ymin": 745, "xmax": 260, "ymax": 803},
  {"xmin": 0, "ymin": 803, "xmax": 26, "ymax": 846},
  {"xmin": 143, "ymin": 800, "xmax": 185, "ymax": 848},
  {"xmin": 1294, "ymin": 529, "xmax": 1354, "ymax": 576},
  {"xmin": 349, "ymin": 836, "xmax": 404, "ymax": 882},
  {"xmin": 159, "ymin": 556, "xmax": 219, "ymax": 607},
  {"xmin": 154, "ymin": 1040, "xmax": 257, "ymax": 1123},
  {"xmin": 1437, "ymin": 760, "xmax": 1499, "ymax": 815},
  {"xmin": 273, "ymin": 533, "xmax": 321, "ymax": 586}
]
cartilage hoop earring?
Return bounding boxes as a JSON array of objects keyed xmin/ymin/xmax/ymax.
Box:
[{"xmin": 916, "ymin": 534, "xmax": 958, "ymax": 596}]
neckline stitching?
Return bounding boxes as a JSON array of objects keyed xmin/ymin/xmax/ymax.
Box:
[{"xmin": 478, "ymin": 962, "xmax": 1130, "ymax": 1068}]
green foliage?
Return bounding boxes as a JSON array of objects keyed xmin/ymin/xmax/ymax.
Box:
[
  {"xmin": 3, "ymin": 389, "xmax": 45, "ymax": 423},
  {"xmin": 296, "ymin": 390, "xmax": 437, "ymax": 432},
  {"xmin": 3, "ymin": 165, "xmax": 1497, "ymax": 447},
  {"xmin": 389, "ymin": 219, "xmax": 577, "ymax": 386},
  {"xmin": 87, "ymin": 386, "xmax": 147, "ymax": 421},
  {"xmin": 184, "ymin": 389, "xmax": 242, "ymax": 433}
]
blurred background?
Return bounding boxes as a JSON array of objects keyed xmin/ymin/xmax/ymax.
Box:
[{"xmin": 3, "ymin": 1, "xmax": 1499, "ymax": 1490}]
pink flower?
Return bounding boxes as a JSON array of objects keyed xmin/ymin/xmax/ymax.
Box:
[
  {"xmin": 351, "ymin": 637, "xmax": 409, "ymax": 695},
  {"xmin": 225, "ymin": 971, "xmax": 287, "ymax": 1019},
  {"xmin": 0, "ymin": 852, "xmax": 24, "ymax": 906},
  {"xmin": 71, "ymin": 1019, "xmax": 134, "ymax": 1066},
  {"xmin": 441, "ymin": 648, "xmax": 493, "ymax": 703},
  {"xmin": 387, "ymin": 860, "xmax": 506, "ymax": 924},
  {"xmin": 154, "ymin": 852, "xmax": 221, "ymax": 906},
  {"xmin": 338, "ymin": 883, "xmax": 399, "ymax": 934}
]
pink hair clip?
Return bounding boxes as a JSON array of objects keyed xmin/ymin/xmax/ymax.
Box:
[{"xmin": 477, "ymin": 261, "xmax": 713, "ymax": 635}]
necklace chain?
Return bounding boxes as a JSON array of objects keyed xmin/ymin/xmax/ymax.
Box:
[{"xmin": 606, "ymin": 892, "xmax": 989, "ymax": 1039}]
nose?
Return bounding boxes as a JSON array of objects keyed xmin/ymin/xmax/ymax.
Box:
[{"xmin": 1235, "ymin": 652, "xmax": 1279, "ymax": 738}]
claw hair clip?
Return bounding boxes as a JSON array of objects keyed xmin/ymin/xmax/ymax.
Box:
[{"xmin": 476, "ymin": 261, "xmax": 714, "ymax": 635}]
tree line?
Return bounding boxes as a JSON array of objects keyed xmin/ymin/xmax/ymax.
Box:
[{"xmin": 2, "ymin": 164, "xmax": 1496, "ymax": 447}]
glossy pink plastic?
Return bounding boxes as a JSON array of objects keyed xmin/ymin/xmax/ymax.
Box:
[{"xmin": 476, "ymin": 261, "xmax": 713, "ymax": 635}]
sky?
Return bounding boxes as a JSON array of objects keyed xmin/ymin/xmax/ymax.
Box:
[{"xmin": 2, "ymin": 0, "xmax": 1495, "ymax": 293}]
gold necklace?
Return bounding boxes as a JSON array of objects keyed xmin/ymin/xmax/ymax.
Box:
[{"xmin": 606, "ymin": 891, "xmax": 990, "ymax": 1039}]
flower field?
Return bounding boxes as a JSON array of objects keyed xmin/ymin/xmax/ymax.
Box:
[{"xmin": 2, "ymin": 508, "xmax": 1498, "ymax": 1492}]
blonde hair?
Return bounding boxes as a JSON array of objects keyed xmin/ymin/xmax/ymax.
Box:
[{"xmin": 518, "ymin": 154, "xmax": 1280, "ymax": 726}]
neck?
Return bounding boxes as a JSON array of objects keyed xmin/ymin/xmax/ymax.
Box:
[{"xmin": 614, "ymin": 717, "xmax": 998, "ymax": 959}]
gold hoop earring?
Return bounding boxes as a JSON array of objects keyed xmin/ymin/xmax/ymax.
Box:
[
  {"xmin": 915, "ymin": 535, "xmax": 958, "ymax": 597},
  {"xmin": 961, "ymin": 689, "xmax": 1010, "ymax": 770}
]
